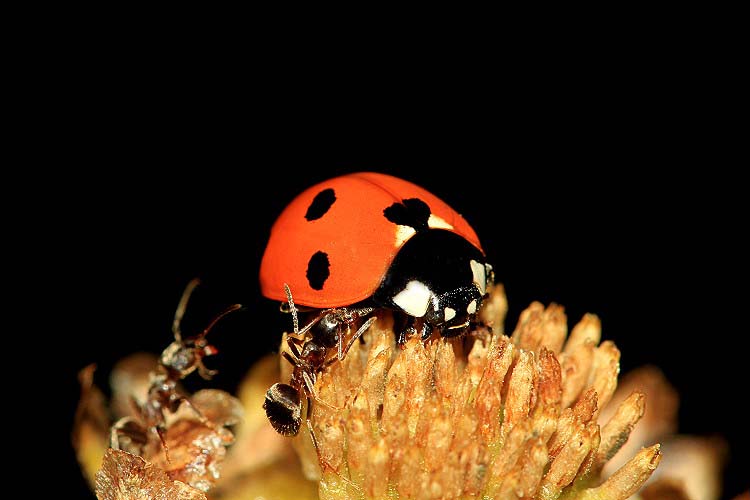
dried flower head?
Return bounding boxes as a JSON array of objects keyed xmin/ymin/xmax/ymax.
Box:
[
  {"xmin": 74, "ymin": 355, "xmax": 243, "ymax": 497},
  {"xmin": 78, "ymin": 283, "xmax": 730, "ymax": 499},
  {"xmin": 288, "ymin": 284, "xmax": 661, "ymax": 499}
]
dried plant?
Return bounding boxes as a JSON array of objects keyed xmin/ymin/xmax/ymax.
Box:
[{"xmin": 76, "ymin": 284, "xmax": 731, "ymax": 499}]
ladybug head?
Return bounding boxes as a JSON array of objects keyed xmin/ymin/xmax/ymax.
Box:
[{"xmin": 373, "ymin": 229, "xmax": 491, "ymax": 332}]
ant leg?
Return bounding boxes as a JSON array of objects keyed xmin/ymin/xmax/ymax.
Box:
[
  {"xmin": 327, "ymin": 316, "xmax": 377, "ymax": 367},
  {"xmin": 197, "ymin": 359, "xmax": 218, "ymax": 380},
  {"xmin": 286, "ymin": 334, "xmax": 307, "ymax": 355},
  {"xmin": 343, "ymin": 316, "xmax": 375, "ymax": 358},
  {"xmin": 155, "ymin": 425, "xmax": 172, "ymax": 464},
  {"xmin": 297, "ymin": 311, "xmax": 325, "ymax": 336},
  {"xmin": 110, "ymin": 416, "xmax": 139, "ymax": 449},
  {"xmin": 304, "ymin": 397, "xmax": 334, "ymax": 472},
  {"xmin": 337, "ymin": 323, "xmax": 348, "ymax": 360},
  {"xmin": 178, "ymin": 396, "xmax": 218, "ymax": 430},
  {"xmin": 284, "ymin": 346, "xmax": 302, "ymax": 366},
  {"xmin": 303, "ymin": 396, "xmax": 361, "ymax": 492},
  {"xmin": 302, "ymin": 371, "xmax": 344, "ymax": 411}
]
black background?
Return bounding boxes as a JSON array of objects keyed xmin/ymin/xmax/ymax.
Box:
[{"xmin": 42, "ymin": 64, "xmax": 746, "ymax": 498}]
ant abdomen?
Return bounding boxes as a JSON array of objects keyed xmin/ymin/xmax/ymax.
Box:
[{"xmin": 264, "ymin": 383, "xmax": 302, "ymax": 436}]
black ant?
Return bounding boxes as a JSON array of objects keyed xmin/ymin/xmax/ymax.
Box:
[
  {"xmin": 110, "ymin": 279, "xmax": 242, "ymax": 462},
  {"xmin": 263, "ymin": 284, "xmax": 375, "ymax": 437}
]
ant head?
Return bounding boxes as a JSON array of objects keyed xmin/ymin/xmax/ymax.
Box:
[
  {"xmin": 164, "ymin": 279, "xmax": 243, "ymax": 378},
  {"xmin": 263, "ymin": 382, "xmax": 302, "ymax": 435}
]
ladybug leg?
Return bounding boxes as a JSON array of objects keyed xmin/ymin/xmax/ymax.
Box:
[
  {"xmin": 394, "ymin": 314, "xmax": 418, "ymax": 345},
  {"xmin": 468, "ymin": 318, "xmax": 493, "ymax": 341},
  {"xmin": 420, "ymin": 320, "xmax": 433, "ymax": 341}
]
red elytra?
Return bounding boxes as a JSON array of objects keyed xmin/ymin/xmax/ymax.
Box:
[{"xmin": 259, "ymin": 172, "xmax": 483, "ymax": 309}]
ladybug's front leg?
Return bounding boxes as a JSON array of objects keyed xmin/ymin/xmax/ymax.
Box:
[{"xmin": 393, "ymin": 313, "xmax": 412, "ymax": 346}]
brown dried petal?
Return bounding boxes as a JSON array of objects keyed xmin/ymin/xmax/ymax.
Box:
[
  {"xmin": 565, "ymin": 313, "xmax": 601, "ymax": 353},
  {"xmin": 109, "ymin": 353, "xmax": 159, "ymax": 419},
  {"xmin": 148, "ymin": 419, "xmax": 233, "ymax": 492},
  {"xmin": 594, "ymin": 391, "xmax": 645, "ymax": 472},
  {"xmin": 531, "ymin": 348, "xmax": 563, "ymax": 442},
  {"xmin": 512, "ymin": 301, "xmax": 546, "ymax": 351},
  {"xmin": 549, "ymin": 388, "xmax": 598, "ymax": 459},
  {"xmin": 601, "ymin": 365, "xmax": 679, "ymax": 475},
  {"xmin": 512, "ymin": 302, "xmax": 568, "ymax": 354},
  {"xmin": 539, "ymin": 421, "xmax": 597, "ymax": 500},
  {"xmin": 474, "ymin": 335, "xmax": 514, "ymax": 443},
  {"xmin": 560, "ymin": 340, "xmax": 596, "ymax": 409},
  {"xmin": 588, "ymin": 340, "xmax": 620, "ymax": 415},
  {"xmin": 578, "ymin": 444, "xmax": 662, "ymax": 500},
  {"xmin": 95, "ymin": 449, "xmax": 206, "ymax": 500},
  {"xmin": 501, "ymin": 350, "xmax": 535, "ymax": 440},
  {"xmin": 190, "ymin": 389, "xmax": 243, "ymax": 427},
  {"xmin": 494, "ymin": 436, "xmax": 548, "ymax": 499},
  {"xmin": 478, "ymin": 283, "xmax": 508, "ymax": 334}
]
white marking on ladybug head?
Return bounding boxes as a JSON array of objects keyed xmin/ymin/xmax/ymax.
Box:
[
  {"xmin": 428, "ymin": 214, "xmax": 453, "ymax": 230},
  {"xmin": 392, "ymin": 280, "xmax": 432, "ymax": 317},
  {"xmin": 466, "ymin": 299, "xmax": 477, "ymax": 314},
  {"xmin": 470, "ymin": 260, "xmax": 486, "ymax": 295},
  {"xmin": 444, "ymin": 307, "xmax": 457, "ymax": 321},
  {"xmin": 394, "ymin": 225, "xmax": 417, "ymax": 247}
]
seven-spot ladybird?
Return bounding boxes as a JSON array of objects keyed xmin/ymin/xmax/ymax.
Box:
[
  {"xmin": 260, "ymin": 172, "xmax": 493, "ymax": 343},
  {"xmin": 261, "ymin": 172, "xmax": 493, "ymax": 436}
]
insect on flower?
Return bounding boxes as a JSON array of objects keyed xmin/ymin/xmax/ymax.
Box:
[{"xmin": 109, "ymin": 279, "xmax": 242, "ymax": 462}]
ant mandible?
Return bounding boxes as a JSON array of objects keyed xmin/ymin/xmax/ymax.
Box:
[{"xmin": 110, "ymin": 279, "xmax": 242, "ymax": 461}]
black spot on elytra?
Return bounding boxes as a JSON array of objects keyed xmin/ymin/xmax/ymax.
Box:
[
  {"xmin": 305, "ymin": 188, "xmax": 336, "ymax": 221},
  {"xmin": 306, "ymin": 251, "xmax": 330, "ymax": 290},
  {"xmin": 383, "ymin": 198, "xmax": 431, "ymax": 231}
]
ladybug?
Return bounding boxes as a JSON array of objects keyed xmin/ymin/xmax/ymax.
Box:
[
  {"xmin": 260, "ymin": 171, "xmax": 492, "ymax": 344},
  {"xmin": 261, "ymin": 172, "xmax": 493, "ymax": 436}
]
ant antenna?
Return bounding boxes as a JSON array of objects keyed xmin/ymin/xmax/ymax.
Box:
[
  {"xmin": 173, "ymin": 278, "xmax": 201, "ymax": 343},
  {"xmin": 195, "ymin": 303, "xmax": 244, "ymax": 341},
  {"xmin": 283, "ymin": 283, "xmax": 299, "ymax": 334}
]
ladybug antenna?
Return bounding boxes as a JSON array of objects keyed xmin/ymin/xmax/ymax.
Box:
[
  {"xmin": 283, "ymin": 283, "xmax": 299, "ymax": 334},
  {"xmin": 195, "ymin": 303, "xmax": 243, "ymax": 341},
  {"xmin": 173, "ymin": 278, "xmax": 201, "ymax": 343}
]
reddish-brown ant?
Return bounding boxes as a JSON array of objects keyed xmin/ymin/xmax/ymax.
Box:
[
  {"xmin": 263, "ymin": 284, "xmax": 375, "ymax": 437},
  {"xmin": 110, "ymin": 279, "xmax": 242, "ymax": 461}
]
